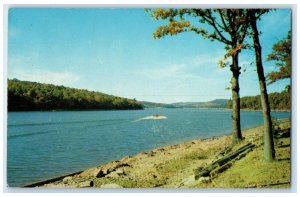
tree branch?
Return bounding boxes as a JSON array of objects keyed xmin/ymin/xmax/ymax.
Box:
[
  {"xmin": 194, "ymin": 10, "xmax": 231, "ymax": 45},
  {"xmin": 218, "ymin": 9, "xmax": 229, "ymax": 32},
  {"xmin": 238, "ymin": 24, "xmax": 249, "ymax": 44}
]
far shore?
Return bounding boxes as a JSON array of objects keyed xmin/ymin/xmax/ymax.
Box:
[
  {"xmin": 240, "ymin": 108, "xmax": 291, "ymax": 112},
  {"xmin": 24, "ymin": 118, "xmax": 291, "ymax": 188},
  {"xmin": 8, "ymin": 107, "xmax": 291, "ymax": 113}
]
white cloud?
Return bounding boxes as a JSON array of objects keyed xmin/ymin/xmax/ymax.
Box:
[
  {"xmin": 137, "ymin": 64, "xmax": 190, "ymax": 79},
  {"xmin": 9, "ymin": 68, "xmax": 80, "ymax": 86},
  {"xmin": 136, "ymin": 50, "xmax": 227, "ymax": 81},
  {"xmin": 185, "ymin": 52, "xmax": 225, "ymax": 67}
]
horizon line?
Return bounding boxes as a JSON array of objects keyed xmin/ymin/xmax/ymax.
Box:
[{"xmin": 8, "ymin": 78, "xmax": 286, "ymax": 105}]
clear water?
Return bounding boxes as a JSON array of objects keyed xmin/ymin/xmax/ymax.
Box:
[{"xmin": 7, "ymin": 108, "xmax": 290, "ymax": 187}]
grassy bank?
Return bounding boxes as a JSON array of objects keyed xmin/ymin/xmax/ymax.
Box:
[{"xmin": 38, "ymin": 120, "xmax": 291, "ymax": 189}]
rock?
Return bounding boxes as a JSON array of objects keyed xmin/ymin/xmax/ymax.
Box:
[
  {"xmin": 43, "ymin": 183, "xmax": 67, "ymax": 188},
  {"xmin": 100, "ymin": 183, "xmax": 123, "ymax": 188},
  {"xmin": 105, "ymin": 171, "xmax": 120, "ymax": 178},
  {"xmin": 79, "ymin": 167, "xmax": 103, "ymax": 178},
  {"xmin": 178, "ymin": 175, "xmax": 196, "ymax": 187},
  {"xmin": 121, "ymin": 156, "xmax": 133, "ymax": 162},
  {"xmin": 117, "ymin": 162, "xmax": 131, "ymax": 168},
  {"xmin": 115, "ymin": 169, "xmax": 124, "ymax": 175},
  {"xmin": 79, "ymin": 161, "xmax": 130, "ymax": 178},
  {"xmin": 101, "ymin": 168, "xmax": 110, "ymax": 175},
  {"xmin": 197, "ymin": 176, "xmax": 211, "ymax": 183},
  {"xmin": 78, "ymin": 181, "xmax": 94, "ymax": 188},
  {"xmin": 155, "ymin": 148, "xmax": 166, "ymax": 152},
  {"xmin": 105, "ymin": 168, "xmax": 125, "ymax": 178},
  {"xmin": 62, "ymin": 176, "xmax": 72, "ymax": 183}
]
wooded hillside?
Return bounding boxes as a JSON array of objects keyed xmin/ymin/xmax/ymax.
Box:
[
  {"xmin": 227, "ymin": 90, "xmax": 290, "ymax": 111},
  {"xmin": 8, "ymin": 79, "xmax": 143, "ymax": 111}
]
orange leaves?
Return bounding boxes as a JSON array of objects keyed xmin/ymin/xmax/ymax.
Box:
[
  {"xmin": 226, "ymin": 44, "xmax": 244, "ymax": 58},
  {"xmin": 266, "ymin": 30, "xmax": 291, "ymax": 84},
  {"xmin": 218, "ymin": 44, "xmax": 245, "ymax": 68},
  {"xmin": 149, "ymin": 8, "xmax": 175, "ymax": 20},
  {"xmin": 153, "ymin": 20, "xmax": 191, "ymax": 38},
  {"xmin": 168, "ymin": 20, "xmax": 190, "ymax": 35},
  {"xmin": 148, "ymin": 8, "xmax": 192, "ymax": 38}
]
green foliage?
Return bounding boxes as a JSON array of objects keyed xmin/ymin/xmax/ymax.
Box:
[
  {"xmin": 141, "ymin": 101, "xmax": 176, "ymax": 108},
  {"xmin": 267, "ymin": 30, "xmax": 291, "ymax": 85},
  {"xmin": 7, "ymin": 79, "xmax": 143, "ymax": 111},
  {"xmin": 226, "ymin": 90, "xmax": 290, "ymax": 111}
]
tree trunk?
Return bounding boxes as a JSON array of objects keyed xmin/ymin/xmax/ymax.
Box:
[
  {"xmin": 230, "ymin": 52, "xmax": 242, "ymax": 144},
  {"xmin": 250, "ymin": 12, "xmax": 275, "ymax": 161}
]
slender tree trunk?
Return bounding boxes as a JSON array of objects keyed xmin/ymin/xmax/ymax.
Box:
[
  {"xmin": 250, "ymin": 12, "xmax": 275, "ymax": 161},
  {"xmin": 230, "ymin": 52, "xmax": 242, "ymax": 144}
]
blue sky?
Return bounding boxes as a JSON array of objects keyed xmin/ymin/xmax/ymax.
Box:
[{"xmin": 8, "ymin": 8, "xmax": 291, "ymax": 103}]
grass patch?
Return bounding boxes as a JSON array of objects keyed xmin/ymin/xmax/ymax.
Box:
[
  {"xmin": 93, "ymin": 176, "xmax": 164, "ymax": 188},
  {"xmin": 183, "ymin": 150, "xmax": 209, "ymax": 160},
  {"xmin": 92, "ymin": 121, "xmax": 290, "ymax": 189},
  {"xmin": 94, "ymin": 177, "xmax": 136, "ymax": 188},
  {"xmin": 193, "ymin": 137, "xmax": 291, "ymax": 188}
]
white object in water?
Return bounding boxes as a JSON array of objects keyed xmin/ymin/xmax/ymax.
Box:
[
  {"xmin": 134, "ymin": 115, "xmax": 167, "ymax": 122},
  {"xmin": 141, "ymin": 115, "xmax": 167, "ymax": 120}
]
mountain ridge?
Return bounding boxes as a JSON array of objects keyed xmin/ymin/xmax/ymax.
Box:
[{"xmin": 142, "ymin": 99, "xmax": 228, "ymax": 109}]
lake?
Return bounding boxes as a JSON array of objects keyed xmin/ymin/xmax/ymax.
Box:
[{"xmin": 7, "ymin": 108, "xmax": 290, "ymax": 187}]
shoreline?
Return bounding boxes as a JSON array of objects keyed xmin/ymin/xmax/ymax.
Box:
[
  {"xmin": 240, "ymin": 109, "xmax": 291, "ymax": 112},
  {"xmin": 8, "ymin": 107, "xmax": 291, "ymax": 113},
  {"xmin": 23, "ymin": 119, "xmax": 291, "ymax": 188},
  {"xmin": 24, "ymin": 133, "xmax": 231, "ymax": 188},
  {"xmin": 23, "ymin": 125, "xmax": 263, "ymax": 188}
]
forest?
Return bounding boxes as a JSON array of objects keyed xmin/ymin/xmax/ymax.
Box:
[
  {"xmin": 7, "ymin": 79, "xmax": 143, "ymax": 111},
  {"xmin": 227, "ymin": 89, "xmax": 291, "ymax": 111}
]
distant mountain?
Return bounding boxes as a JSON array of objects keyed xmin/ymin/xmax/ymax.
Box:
[
  {"xmin": 141, "ymin": 99, "xmax": 228, "ymax": 109},
  {"xmin": 210, "ymin": 99, "xmax": 229, "ymax": 105},
  {"xmin": 171, "ymin": 99, "xmax": 228, "ymax": 108},
  {"xmin": 141, "ymin": 101, "xmax": 176, "ymax": 108}
]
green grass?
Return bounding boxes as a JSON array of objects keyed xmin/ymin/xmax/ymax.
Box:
[
  {"xmin": 193, "ymin": 137, "xmax": 291, "ymax": 188},
  {"xmin": 94, "ymin": 177, "xmax": 139, "ymax": 188},
  {"xmin": 93, "ymin": 148, "xmax": 216, "ymax": 188},
  {"xmin": 93, "ymin": 136, "xmax": 290, "ymax": 188},
  {"xmin": 93, "ymin": 121, "xmax": 291, "ymax": 189},
  {"xmin": 183, "ymin": 150, "xmax": 209, "ymax": 160}
]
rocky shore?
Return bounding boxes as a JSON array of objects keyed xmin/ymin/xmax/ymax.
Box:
[{"xmin": 29, "ymin": 120, "xmax": 290, "ymax": 189}]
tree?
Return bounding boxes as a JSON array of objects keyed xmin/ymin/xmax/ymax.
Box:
[
  {"xmin": 227, "ymin": 91, "xmax": 290, "ymax": 111},
  {"xmin": 7, "ymin": 79, "xmax": 143, "ymax": 111},
  {"xmin": 267, "ymin": 30, "xmax": 291, "ymax": 91},
  {"xmin": 248, "ymin": 9, "xmax": 275, "ymax": 161},
  {"xmin": 147, "ymin": 9, "xmax": 249, "ymax": 144}
]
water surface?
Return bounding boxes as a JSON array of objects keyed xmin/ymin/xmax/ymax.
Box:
[{"xmin": 7, "ymin": 108, "xmax": 290, "ymax": 187}]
